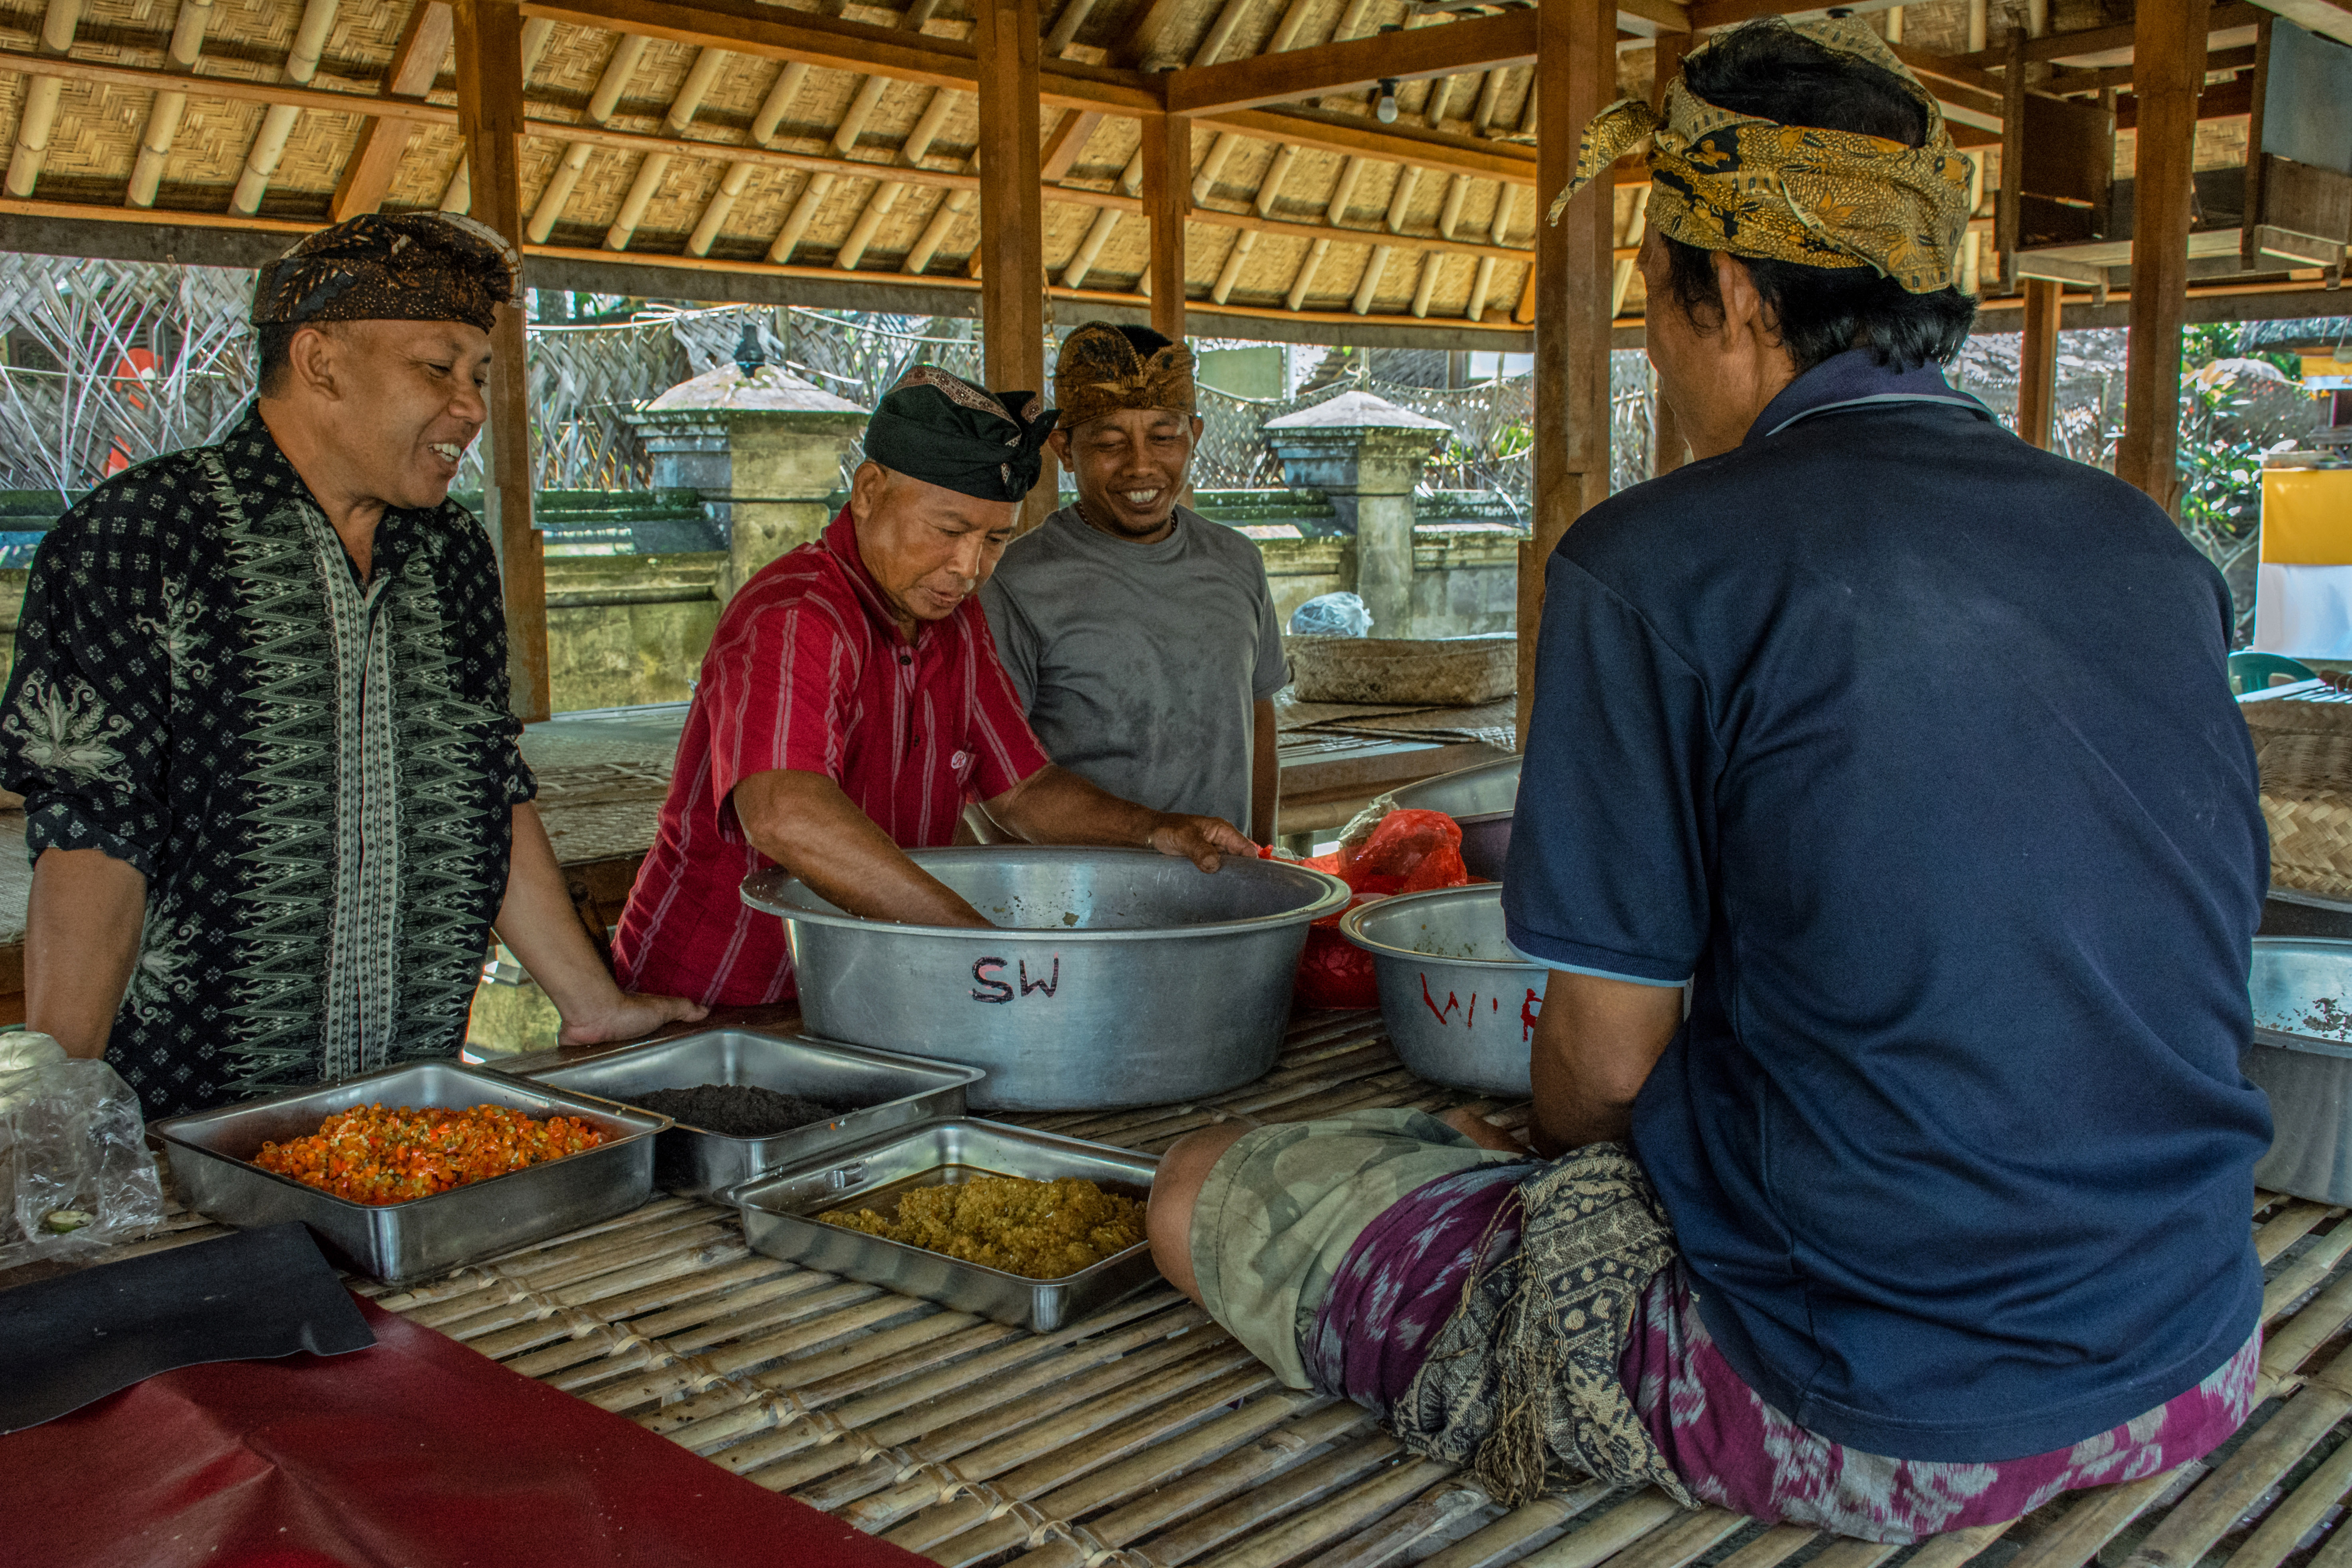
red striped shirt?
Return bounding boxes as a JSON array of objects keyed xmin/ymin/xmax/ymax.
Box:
[{"xmin": 613, "ymin": 507, "xmax": 1052, "ymax": 1005}]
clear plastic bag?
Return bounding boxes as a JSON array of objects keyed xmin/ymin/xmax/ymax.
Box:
[
  {"xmin": 0, "ymin": 1033, "xmax": 166, "ymax": 1272},
  {"xmin": 1288, "ymin": 592, "xmax": 1373, "ymax": 637}
]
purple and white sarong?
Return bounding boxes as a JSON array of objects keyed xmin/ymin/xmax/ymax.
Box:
[{"xmin": 1305, "ymin": 1166, "xmax": 2259, "ymax": 1543}]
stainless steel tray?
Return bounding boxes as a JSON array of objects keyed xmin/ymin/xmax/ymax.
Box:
[
  {"xmin": 512, "ymin": 1029, "xmax": 984, "ymax": 1201},
  {"xmin": 151, "ymin": 1060, "xmax": 667, "ymax": 1286},
  {"xmin": 733, "ymin": 1119, "xmax": 1160, "ymax": 1331}
]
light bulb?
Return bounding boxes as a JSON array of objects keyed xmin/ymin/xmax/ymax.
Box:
[{"xmin": 1375, "ymin": 79, "xmax": 1398, "ymax": 123}]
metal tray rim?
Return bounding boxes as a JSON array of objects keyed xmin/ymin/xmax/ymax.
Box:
[
  {"xmin": 504, "ymin": 1030, "xmax": 986, "ymax": 1141},
  {"xmin": 152, "ymin": 1061, "xmax": 670, "ymax": 1216},
  {"xmin": 732, "ymin": 1117, "xmax": 1159, "ymax": 1288}
]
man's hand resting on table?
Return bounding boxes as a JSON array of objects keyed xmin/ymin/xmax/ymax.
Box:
[{"xmin": 556, "ymin": 991, "xmax": 710, "ymax": 1048}]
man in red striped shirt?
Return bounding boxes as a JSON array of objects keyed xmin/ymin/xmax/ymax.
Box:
[{"xmin": 614, "ymin": 368, "xmax": 1256, "ymax": 1007}]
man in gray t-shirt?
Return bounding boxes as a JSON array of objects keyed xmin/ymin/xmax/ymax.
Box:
[{"xmin": 981, "ymin": 324, "xmax": 1286, "ymax": 839}]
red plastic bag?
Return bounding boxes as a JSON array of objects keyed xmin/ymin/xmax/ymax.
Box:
[{"xmin": 1275, "ymin": 809, "xmax": 1476, "ymax": 1009}]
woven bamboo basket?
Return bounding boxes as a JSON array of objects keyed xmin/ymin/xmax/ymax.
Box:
[
  {"xmin": 2247, "ymin": 701, "xmax": 2352, "ymax": 899},
  {"xmin": 1288, "ymin": 636, "xmax": 1516, "ymax": 707}
]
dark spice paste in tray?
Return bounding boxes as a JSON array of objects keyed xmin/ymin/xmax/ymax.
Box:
[{"xmin": 622, "ymin": 1083, "xmax": 843, "ymax": 1138}]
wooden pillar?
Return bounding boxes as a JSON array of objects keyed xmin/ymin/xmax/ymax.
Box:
[
  {"xmin": 2018, "ymin": 277, "xmax": 2062, "ymax": 450},
  {"xmin": 1139, "ymin": 111, "xmax": 1190, "ymax": 343},
  {"xmin": 1997, "ymin": 32, "xmax": 2024, "ymax": 290},
  {"xmin": 976, "ymin": 0, "xmax": 1053, "ymax": 530},
  {"xmin": 1647, "ymin": 26, "xmax": 1691, "ymax": 478},
  {"xmin": 2114, "ymin": 0, "xmax": 2208, "ymax": 511},
  {"xmin": 454, "ymin": 0, "xmax": 548, "ymax": 723},
  {"xmin": 1517, "ymin": 0, "xmax": 1613, "ymax": 745}
]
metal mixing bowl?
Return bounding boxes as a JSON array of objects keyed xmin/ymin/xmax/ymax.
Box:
[
  {"xmin": 2247, "ymin": 937, "xmax": 2352, "ymax": 1203},
  {"xmin": 1389, "ymin": 756, "xmax": 1521, "ymax": 881},
  {"xmin": 741, "ymin": 847, "xmax": 1350, "ymax": 1110},
  {"xmin": 1342, "ymin": 884, "xmax": 1544, "ymax": 1094}
]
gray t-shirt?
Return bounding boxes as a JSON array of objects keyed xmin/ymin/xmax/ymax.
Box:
[{"xmin": 981, "ymin": 504, "xmax": 1287, "ymax": 831}]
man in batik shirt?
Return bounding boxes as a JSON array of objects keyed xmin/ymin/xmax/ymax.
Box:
[{"xmin": 2, "ymin": 214, "xmax": 702, "ymax": 1118}]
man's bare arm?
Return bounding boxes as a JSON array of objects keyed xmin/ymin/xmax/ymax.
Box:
[
  {"xmin": 494, "ymin": 803, "xmax": 707, "ymax": 1045},
  {"xmin": 1250, "ymin": 698, "xmax": 1279, "ymax": 845},
  {"xmin": 1526, "ymin": 969, "xmax": 1685, "ymax": 1157},
  {"xmin": 24, "ymin": 848, "xmax": 145, "ymax": 1058},
  {"xmin": 981, "ymin": 764, "xmax": 1255, "ymax": 872},
  {"xmin": 733, "ymin": 769, "xmax": 994, "ymax": 927}
]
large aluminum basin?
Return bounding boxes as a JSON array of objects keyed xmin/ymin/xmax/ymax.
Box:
[
  {"xmin": 1343, "ymin": 884, "xmax": 1544, "ymax": 1095},
  {"xmin": 1390, "ymin": 756, "xmax": 1521, "ymax": 881},
  {"xmin": 741, "ymin": 847, "xmax": 1350, "ymax": 1110},
  {"xmin": 2247, "ymin": 937, "xmax": 2352, "ymax": 1203}
]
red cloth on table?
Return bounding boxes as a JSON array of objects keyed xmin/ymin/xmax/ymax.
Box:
[
  {"xmin": 614, "ymin": 505, "xmax": 1053, "ymax": 1007},
  {"xmin": 0, "ymin": 1292, "xmax": 927, "ymax": 1568}
]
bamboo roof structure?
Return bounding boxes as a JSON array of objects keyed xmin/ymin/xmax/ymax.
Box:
[{"xmin": 0, "ymin": 0, "xmax": 2345, "ymax": 349}]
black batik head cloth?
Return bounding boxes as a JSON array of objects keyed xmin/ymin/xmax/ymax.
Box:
[
  {"xmin": 863, "ymin": 366, "xmax": 1059, "ymax": 503},
  {"xmin": 250, "ymin": 213, "xmax": 521, "ymax": 335}
]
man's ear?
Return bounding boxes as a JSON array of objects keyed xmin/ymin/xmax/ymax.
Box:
[
  {"xmin": 1045, "ymin": 427, "xmax": 1071, "ymax": 465},
  {"xmin": 1189, "ymin": 415, "xmax": 1205, "ymax": 442},
  {"xmin": 848, "ymin": 459, "xmax": 889, "ymax": 523},
  {"xmin": 286, "ymin": 323, "xmax": 342, "ymax": 399},
  {"xmin": 1712, "ymin": 252, "xmax": 1780, "ymax": 352}
]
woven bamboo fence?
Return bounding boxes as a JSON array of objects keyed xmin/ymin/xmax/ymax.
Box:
[
  {"xmin": 2245, "ymin": 695, "xmax": 2352, "ymax": 899},
  {"xmin": 122, "ymin": 1007, "xmax": 2352, "ymax": 1568}
]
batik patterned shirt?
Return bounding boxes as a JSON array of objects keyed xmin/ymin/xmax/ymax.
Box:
[{"xmin": 0, "ymin": 406, "xmax": 536, "ymax": 1118}]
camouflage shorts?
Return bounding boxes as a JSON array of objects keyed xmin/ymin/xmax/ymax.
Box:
[{"xmin": 1189, "ymin": 1108, "xmax": 1531, "ymax": 1389}]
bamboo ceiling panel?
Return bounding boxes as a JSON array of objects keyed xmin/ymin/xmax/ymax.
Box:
[
  {"xmin": 107, "ymin": 1006, "xmax": 2352, "ymax": 1568},
  {"xmin": 0, "ymin": 0, "xmax": 2289, "ymax": 330}
]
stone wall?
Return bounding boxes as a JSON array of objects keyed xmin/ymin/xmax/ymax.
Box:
[{"xmin": 545, "ymin": 552, "xmax": 725, "ymax": 711}]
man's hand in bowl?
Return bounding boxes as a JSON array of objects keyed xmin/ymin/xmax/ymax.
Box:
[{"xmin": 1146, "ymin": 814, "xmax": 1258, "ymax": 873}]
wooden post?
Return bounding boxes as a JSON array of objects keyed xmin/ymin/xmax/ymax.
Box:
[
  {"xmin": 1997, "ymin": 31, "xmax": 2024, "ymax": 290},
  {"xmin": 454, "ymin": 0, "xmax": 548, "ymax": 723},
  {"xmin": 2241, "ymin": 11, "xmax": 2273, "ymax": 271},
  {"xmin": 1647, "ymin": 26, "xmax": 1690, "ymax": 478},
  {"xmin": 2018, "ymin": 276, "xmax": 2062, "ymax": 450},
  {"xmin": 975, "ymin": 0, "xmax": 1053, "ymax": 531},
  {"xmin": 2114, "ymin": 0, "xmax": 2208, "ymax": 511},
  {"xmin": 1139, "ymin": 110, "xmax": 1190, "ymax": 343},
  {"xmin": 1517, "ymin": 0, "xmax": 1612, "ymax": 746}
]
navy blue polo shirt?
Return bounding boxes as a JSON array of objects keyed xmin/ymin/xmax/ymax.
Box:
[{"xmin": 1502, "ymin": 350, "xmax": 2271, "ymax": 1462}]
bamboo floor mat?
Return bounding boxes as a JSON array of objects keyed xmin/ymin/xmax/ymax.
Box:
[{"xmin": 125, "ymin": 1010, "xmax": 2352, "ymax": 1568}]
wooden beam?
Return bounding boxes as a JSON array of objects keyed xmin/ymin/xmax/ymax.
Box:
[
  {"xmin": 2112, "ymin": 74, "xmax": 2254, "ymax": 128},
  {"xmin": 1166, "ymin": 9, "xmax": 1536, "ymax": 116},
  {"xmin": 455, "ymin": 0, "xmax": 548, "ymax": 724},
  {"xmin": 2114, "ymin": 0, "xmax": 2208, "ymax": 510},
  {"xmin": 2248, "ymin": 0, "xmax": 2352, "ymax": 47},
  {"xmin": 2242, "ymin": 11, "xmax": 2273, "ymax": 270},
  {"xmin": 1521, "ymin": 0, "xmax": 1614, "ymax": 743},
  {"xmin": 1616, "ymin": 0, "xmax": 1692, "ymax": 36},
  {"xmin": 332, "ymin": 0, "xmax": 453, "ymax": 220},
  {"xmin": 975, "ymin": 0, "xmax": 1051, "ymax": 529},
  {"xmin": 0, "ymin": 46, "xmax": 1202, "ymax": 222},
  {"xmin": 1997, "ymin": 30, "xmax": 2023, "ymax": 288},
  {"xmin": 2017, "ymin": 276, "xmax": 2062, "ymax": 448},
  {"xmin": 517, "ymin": 0, "xmax": 1158, "ymax": 114},
  {"xmin": 1949, "ymin": 2, "xmax": 2258, "ymax": 67},
  {"xmin": 1140, "ymin": 111, "xmax": 1189, "ymax": 341},
  {"xmin": 1201, "ymin": 105, "xmax": 1538, "ymax": 186}
]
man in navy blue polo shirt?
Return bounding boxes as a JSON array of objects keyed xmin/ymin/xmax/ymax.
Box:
[{"xmin": 1143, "ymin": 17, "xmax": 2271, "ymax": 1542}]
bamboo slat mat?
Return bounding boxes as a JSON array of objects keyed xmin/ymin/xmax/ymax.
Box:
[{"xmin": 124, "ymin": 1011, "xmax": 2352, "ymax": 1568}]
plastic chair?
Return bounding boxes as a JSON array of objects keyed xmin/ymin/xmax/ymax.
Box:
[{"xmin": 2230, "ymin": 651, "xmax": 2319, "ymax": 697}]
